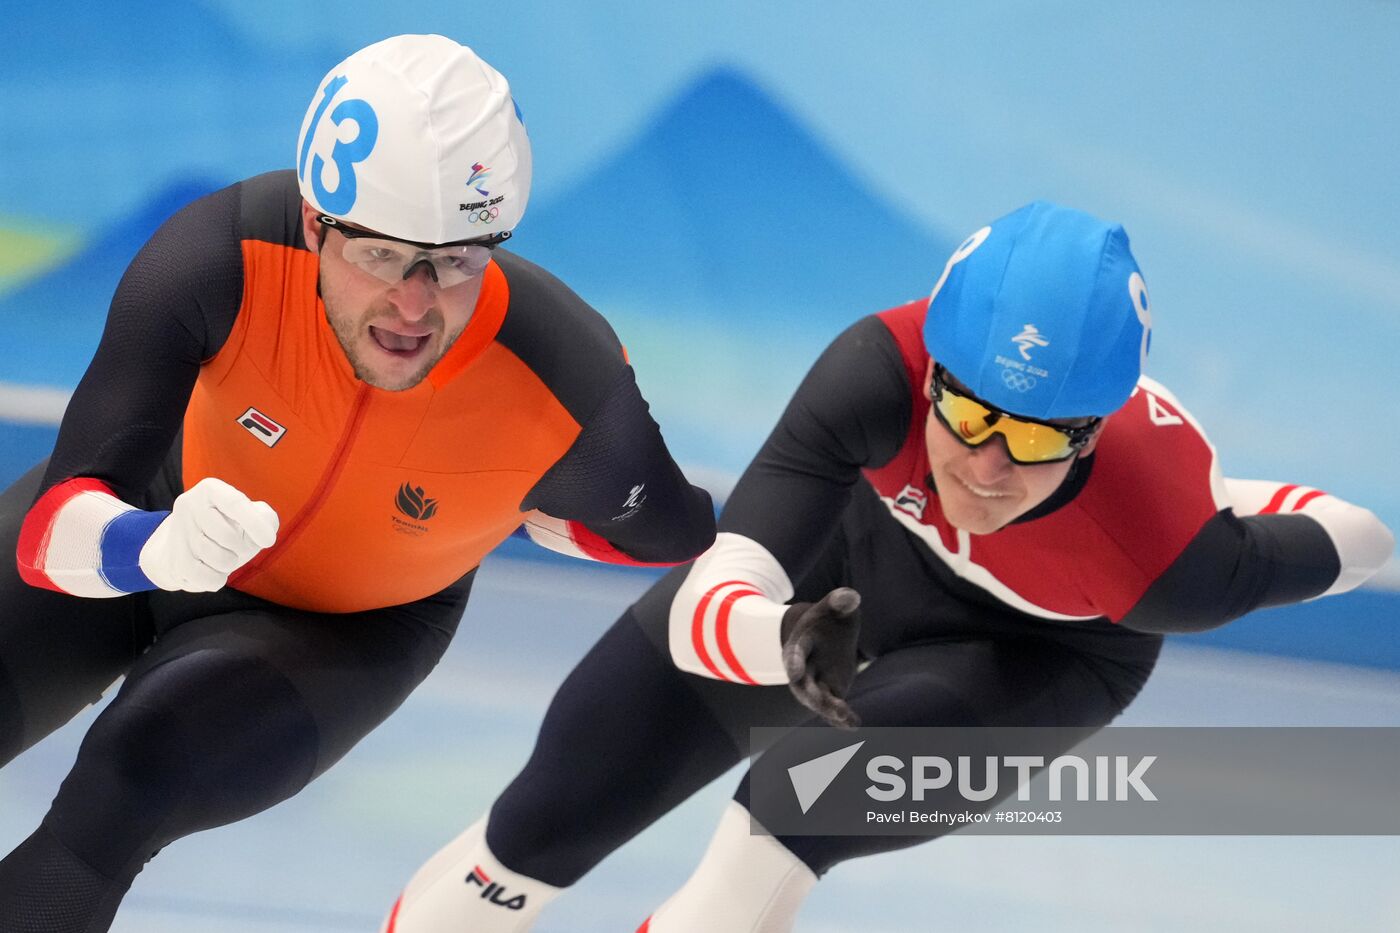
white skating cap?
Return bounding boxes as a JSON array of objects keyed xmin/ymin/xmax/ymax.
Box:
[{"xmin": 296, "ymin": 34, "xmax": 532, "ymax": 244}]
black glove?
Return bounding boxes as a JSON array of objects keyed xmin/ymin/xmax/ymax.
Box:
[{"xmin": 780, "ymin": 587, "xmax": 862, "ymax": 730}]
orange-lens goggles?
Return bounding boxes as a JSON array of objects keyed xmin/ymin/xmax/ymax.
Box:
[{"xmin": 931, "ymin": 366, "xmax": 1098, "ymax": 464}]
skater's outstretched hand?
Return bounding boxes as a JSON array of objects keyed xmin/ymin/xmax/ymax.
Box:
[{"xmin": 781, "ymin": 588, "xmax": 862, "ymax": 730}]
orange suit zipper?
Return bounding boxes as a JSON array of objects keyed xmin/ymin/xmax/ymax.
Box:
[{"xmin": 230, "ymin": 383, "xmax": 374, "ymax": 589}]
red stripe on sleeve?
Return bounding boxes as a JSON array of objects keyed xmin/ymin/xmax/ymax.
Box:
[
  {"xmin": 635, "ymin": 919, "xmax": 651, "ymax": 933},
  {"xmin": 714, "ymin": 588, "xmax": 763, "ymax": 685},
  {"xmin": 15, "ymin": 477, "xmax": 115, "ymax": 592},
  {"xmin": 691, "ymin": 582, "xmax": 745, "ymax": 681},
  {"xmin": 566, "ymin": 520, "xmax": 686, "ymax": 567},
  {"xmin": 1291, "ymin": 489, "xmax": 1327, "ymax": 511},
  {"xmin": 1259, "ymin": 484, "xmax": 1299, "ymax": 515}
]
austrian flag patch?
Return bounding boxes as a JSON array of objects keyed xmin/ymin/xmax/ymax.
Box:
[{"xmin": 237, "ymin": 407, "xmax": 287, "ymax": 447}]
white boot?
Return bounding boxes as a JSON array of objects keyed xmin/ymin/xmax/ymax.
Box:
[
  {"xmin": 640, "ymin": 801, "xmax": 817, "ymax": 933},
  {"xmin": 381, "ymin": 817, "xmax": 563, "ymax": 933}
]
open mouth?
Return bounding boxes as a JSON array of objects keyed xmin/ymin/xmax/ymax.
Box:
[{"xmin": 369, "ymin": 325, "xmax": 432, "ymax": 357}]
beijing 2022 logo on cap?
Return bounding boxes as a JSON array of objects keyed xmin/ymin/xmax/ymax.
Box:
[
  {"xmin": 466, "ymin": 162, "xmax": 491, "ymax": 197},
  {"xmin": 1011, "ymin": 324, "xmax": 1050, "ymax": 361},
  {"xmin": 460, "ymin": 161, "xmax": 506, "ymax": 221},
  {"xmin": 298, "ymin": 74, "xmax": 380, "ymax": 215}
]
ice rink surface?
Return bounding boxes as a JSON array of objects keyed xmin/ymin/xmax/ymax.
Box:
[{"xmin": 3, "ymin": 553, "xmax": 1397, "ymax": 932}]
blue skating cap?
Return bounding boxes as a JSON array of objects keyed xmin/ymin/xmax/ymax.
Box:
[{"xmin": 922, "ymin": 201, "xmax": 1152, "ymax": 419}]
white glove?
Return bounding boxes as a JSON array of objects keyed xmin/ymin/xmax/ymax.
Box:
[{"xmin": 138, "ymin": 477, "xmax": 280, "ymax": 592}]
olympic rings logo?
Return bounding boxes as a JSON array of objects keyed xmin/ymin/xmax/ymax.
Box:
[
  {"xmin": 1001, "ymin": 369, "xmax": 1037, "ymax": 392},
  {"xmin": 467, "ymin": 207, "xmax": 501, "ymax": 224}
]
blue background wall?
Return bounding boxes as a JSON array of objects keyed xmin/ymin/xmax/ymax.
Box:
[{"xmin": 1, "ymin": 5, "xmax": 1398, "ymax": 930}]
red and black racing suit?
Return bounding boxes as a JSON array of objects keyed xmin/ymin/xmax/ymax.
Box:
[{"xmin": 481, "ymin": 301, "xmax": 1345, "ymax": 883}]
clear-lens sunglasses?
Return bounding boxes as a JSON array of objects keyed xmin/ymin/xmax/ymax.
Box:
[{"xmin": 317, "ymin": 215, "xmax": 508, "ymax": 287}]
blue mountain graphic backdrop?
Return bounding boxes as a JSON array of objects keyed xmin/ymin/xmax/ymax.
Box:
[
  {"xmin": 524, "ymin": 68, "xmax": 949, "ymax": 320},
  {"xmin": 520, "ymin": 68, "xmax": 952, "ymax": 470}
]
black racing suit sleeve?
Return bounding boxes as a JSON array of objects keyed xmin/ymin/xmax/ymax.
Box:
[
  {"xmin": 1119, "ymin": 511, "xmax": 1341, "ymax": 633},
  {"xmin": 36, "ymin": 183, "xmax": 244, "ymax": 505},
  {"xmin": 523, "ymin": 365, "xmax": 715, "ymax": 563},
  {"xmin": 720, "ymin": 314, "xmax": 912, "ymax": 581}
]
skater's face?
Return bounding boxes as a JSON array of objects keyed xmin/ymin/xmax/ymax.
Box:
[
  {"xmin": 923, "ymin": 362, "xmax": 1102, "ymax": 534},
  {"xmin": 302, "ymin": 201, "xmax": 487, "ymax": 392}
]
